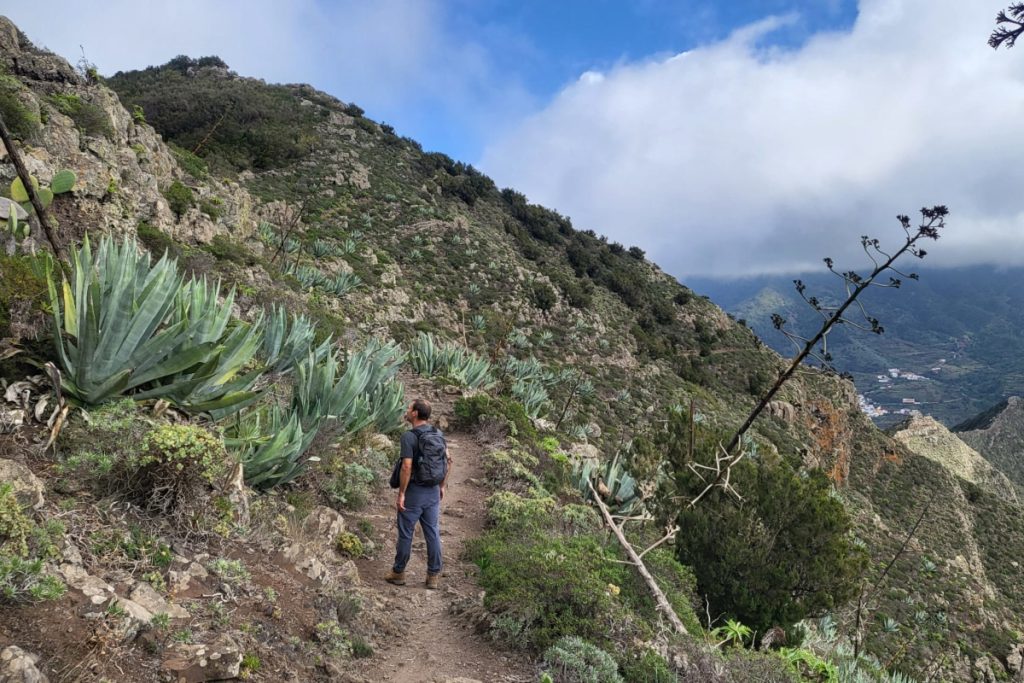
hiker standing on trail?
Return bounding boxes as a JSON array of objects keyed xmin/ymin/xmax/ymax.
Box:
[{"xmin": 386, "ymin": 398, "xmax": 451, "ymax": 589}]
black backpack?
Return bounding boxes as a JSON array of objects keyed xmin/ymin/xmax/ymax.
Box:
[{"xmin": 412, "ymin": 425, "xmax": 448, "ymax": 486}]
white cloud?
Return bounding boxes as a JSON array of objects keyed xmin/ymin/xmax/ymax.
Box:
[{"xmin": 480, "ymin": 0, "xmax": 1024, "ymax": 278}]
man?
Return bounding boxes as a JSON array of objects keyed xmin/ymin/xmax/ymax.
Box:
[{"xmin": 385, "ymin": 398, "xmax": 451, "ymax": 589}]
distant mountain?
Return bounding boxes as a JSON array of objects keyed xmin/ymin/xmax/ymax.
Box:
[
  {"xmin": 687, "ymin": 266, "xmax": 1024, "ymax": 427},
  {"xmin": 956, "ymin": 396, "xmax": 1024, "ymax": 490}
]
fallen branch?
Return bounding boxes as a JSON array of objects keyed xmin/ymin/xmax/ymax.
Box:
[{"xmin": 586, "ymin": 478, "xmax": 688, "ymax": 635}]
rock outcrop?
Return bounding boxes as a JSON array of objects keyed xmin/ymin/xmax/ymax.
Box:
[
  {"xmin": 890, "ymin": 414, "xmax": 1020, "ymax": 503},
  {"xmin": 0, "ymin": 15, "xmax": 262, "ymax": 251}
]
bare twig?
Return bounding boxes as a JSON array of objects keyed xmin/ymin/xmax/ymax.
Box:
[{"xmin": 991, "ymin": 3, "xmax": 1024, "ymax": 49}]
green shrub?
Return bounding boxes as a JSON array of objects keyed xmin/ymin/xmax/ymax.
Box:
[
  {"xmin": 121, "ymin": 424, "xmax": 229, "ymax": 514},
  {"xmin": 642, "ymin": 549, "xmax": 703, "ymax": 635},
  {"xmin": 467, "ymin": 529, "xmax": 628, "ymax": 651},
  {"xmin": 617, "ymin": 649, "xmax": 676, "ymax": 683},
  {"xmin": 164, "ymin": 180, "xmax": 194, "ymax": 219},
  {"xmin": 453, "ymin": 394, "xmax": 536, "ymax": 439},
  {"xmin": 675, "ymin": 459, "xmax": 866, "ymax": 635},
  {"xmin": 0, "ymin": 485, "xmax": 65, "ymax": 603},
  {"xmin": 0, "ymin": 484, "xmax": 32, "ymax": 558},
  {"xmin": 0, "ymin": 555, "xmax": 66, "ymax": 602},
  {"xmin": 108, "ymin": 57, "xmax": 323, "ymax": 173},
  {"xmin": 530, "ymin": 281, "xmax": 558, "ymax": 312},
  {"xmin": 542, "ymin": 636, "xmax": 623, "ymax": 683},
  {"xmin": 206, "ymin": 234, "xmax": 256, "ymax": 265},
  {"xmin": 0, "ymin": 75, "xmax": 39, "ymax": 140},
  {"xmin": 335, "ymin": 531, "xmax": 364, "ymax": 558},
  {"xmin": 200, "ymin": 196, "xmax": 223, "ymax": 220},
  {"xmin": 207, "ymin": 557, "xmax": 250, "ymax": 584},
  {"xmin": 324, "ymin": 462, "xmax": 375, "ymax": 509},
  {"xmin": 170, "ymin": 143, "xmax": 208, "ymax": 179},
  {"xmin": 481, "ymin": 450, "xmax": 543, "ymax": 492},
  {"xmin": 0, "ymin": 252, "xmax": 49, "ymax": 341},
  {"xmin": 47, "ymin": 93, "xmax": 113, "ymax": 138},
  {"xmin": 136, "ymin": 221, "xmax": 183, "ymax": 261},
  {"xmin": 485, "ymin": 491, "xmax": 557, "ymax": 532}
]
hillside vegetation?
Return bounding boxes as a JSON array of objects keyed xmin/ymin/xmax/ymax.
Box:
[{"xmin": 2, "ymin": 19, "xmax": 1024, "ymax": 682}]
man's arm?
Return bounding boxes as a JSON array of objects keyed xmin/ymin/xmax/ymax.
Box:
[
  {"xmin": 397, "ymin": 431, "xmax": 417, "ymax": 512},
  {"xmin": 397, "ymin": 458, "xmax": 412, "ymax": 512},
  {"xmin": 440, "ymin": 447, "xmax": 453, "ymax": 501}
]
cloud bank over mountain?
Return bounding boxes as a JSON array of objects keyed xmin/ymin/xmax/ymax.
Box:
[{"xmin": 481, "ymin": 1, "xmax": 1024, "ymax": 278}]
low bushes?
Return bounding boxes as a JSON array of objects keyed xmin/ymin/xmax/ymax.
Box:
[
  {"xmin": 123, "ymin": 424, "xmax": 229, "ymax": 515},
  {"xmin": 0, "ymin": 484, "xmax": 65, "ymax": 603}
]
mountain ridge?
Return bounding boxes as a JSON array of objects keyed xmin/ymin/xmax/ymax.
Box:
[{"xmin": 2, "ymin": 17, "xmax": 1024, "ymax": 682}]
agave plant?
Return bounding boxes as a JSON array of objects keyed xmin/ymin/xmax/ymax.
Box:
[
  {"xmin": 408, "ymin": 334, "xmax": 493, "ymax": 389},
  {"xmin": 409, "ymin": 332, "xmax": 444, "ymax": 377},
  {"xmin": 338, "ymin": 237, "xmax": 358, "ymax": 255},
  {"xmin": 260, "ymin": 305, "xmax": 330, "ymax": 374},
  {"xmin": 446, "ymin": 348, "xmax": 494, "ymax": 389},
  {"xmin": 309, "ymin": 239, "xmax": 339, "ymax": 258},
  {"xmin": 504, "ymin": 356, "xmax": 544, "ymax": 384},
  {"xmin": 572, "ymin": 452, "xmax": 641, "ymax": 515},
  {"xmin": 293, "ymin": 339, "xmax": 405, "ymax": 436},
  {"xmin": 226, "ymin": 405, "xmax": 309, "ymax": 489},
  {"xmin": 711, "ymin": 619, "xmax": 753, "ymax": 648},
  {"xmin": 512, "ymin": 379, "xmax": 549, "ymax": 419},
  {"xmin": 257, "ymin": 221, "xmax": 277, "ymax": 244},
  {"xmin": 326, "ymin": 271, "xmax": 362, "ymax": 296},
  {"xmin": 48, "ymin": 236, "xmax": 198, "ymax": 405},
  {"xmin": 507, "ymin": 329, "xmax": 531, "ymax": 349},
  {"xmin": 133, "ymin": 278, "xmax": 266, "ymax": 418},
  {"xmin": 286, "ymin": 263, "xmax": 329, "ymax": 290}
]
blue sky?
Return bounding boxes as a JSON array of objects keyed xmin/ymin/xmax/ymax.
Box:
[
  {"xmin": 8, "ymin": 2, "xmax": 1024, "ymax": 278},
  {"xmin": 353, "ymin": 0, "xmax": 859, "ymax": 161}
]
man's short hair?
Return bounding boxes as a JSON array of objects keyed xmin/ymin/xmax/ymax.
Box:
[{"xmin": 411, "ymin": 398, "xmax": 432, "ymax": 420}]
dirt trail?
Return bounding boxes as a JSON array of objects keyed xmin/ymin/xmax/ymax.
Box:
[{"xmin": 352, "ymin": 430, "xmax": 534, "ymax": 683}]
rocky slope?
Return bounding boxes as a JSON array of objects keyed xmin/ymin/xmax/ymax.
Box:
[{"xmin": 2, "ymin": 15, "xmax": 1024, "ymax": 682}]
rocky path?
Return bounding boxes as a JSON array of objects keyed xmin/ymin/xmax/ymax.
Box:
[{"xmin": 351, "ymin": 431, "xmax": 535, "ymax": 683}]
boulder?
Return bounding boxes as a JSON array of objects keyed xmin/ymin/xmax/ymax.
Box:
[
  {"xmin": 0, "ymin": 459, "xmax": 45, "ymax": 510},
  {"xmin": 58, "ymin": 563, "xmax": 113, "ymax": 605},
  {"xmin": 0, "ymin": 198, "xmax": 28, "ymax": 221},
  {"xmin": 162, "ymin": 634, "xmax": 242, "ymax": 683},
  {"xmin": 301, "ymin": 506, "xmax": 346, "ymax": 549},
  {"xmin": 0, "ymin": 646, "xmax": 48, "ymax": 683},
  {"xmin": 110, "ymin": 598, "xmax": 155, "ymax": 642},
  {"xmin": 129, "ymin": 582, "xmax": 189, "ymax": 619},
  {"xmin": 1008, "ymin": 643, "xmax": 1024, "ymax": 677},
  {"xmin": 169, "ymin": 561, "xmax": 208, "ymax": 594}
]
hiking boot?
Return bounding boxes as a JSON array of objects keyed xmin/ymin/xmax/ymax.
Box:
[
  {"xmin": 425, "ymin": 573, "xmax": 440, "ymax": 590},
  {"xmin": 384, "ymin": 570, "xmax": 406, "ymax": 586}
]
